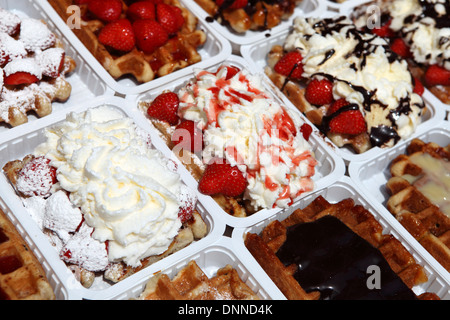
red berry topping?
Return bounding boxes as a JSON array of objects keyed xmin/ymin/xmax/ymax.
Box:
[
  {"xmin": 177, "ymin": 186, "xmax": 197, "ymax": 223},
  {"xmin": 156, "ymin": 3, "xmax": 184, "ymax": 34},
  {"xmin": 99, "ymin": 19, "xmax": 135, "ymax": 52},
  {"xmin": 88, "ymin": 0, "xmax": 122, "ymax": 22},
  {"xmin": 198, "ymin": 159, "xmax": 247, "ymax": 197},
  {"xmin": 371, "ymin": 19, "xmax": 394, "ymax": 38},
  {"xmin": 4, "ymin": 72, "xmax": 39, "ymax": 85},
  {"xmin": 327, "ymin": 98, "xmax": 350, "ymax": 115},
  {"xmin": 329, "ymin": 110, "xmax": 367, "ymax": 135},
  {"xmin": 300, "ymin": 123, "xmax": 313, "ymax": 141},
  {"xmin": 172, "ymin": 120, "xmax": 203, "ymax": 153},
  {"xmin": 424, "ymin": 64, "xmax": 450, "ymax": 86},
  {"xmin": 127, "ymin": 1, "xmax": 156, "ymax": 21},
  {"xmin": 133, "ymin": 19, "xmax": 168, "ymax": 53},
  {"xmin": 216, "ymin": 0, "xmax": 248, "ymax": 9},
  {"xmin": 390, "ymin": 38, "xmax": 411, "ymax": 58},
  {"xmin": 413, "ymin": 77, "xmax": 424, "ymax": 96},
  {"xmin": 16, "ymin": 156, "xmax": 57, "ymax": 197},
  {"xmin": 274, "ymin": 51, "xmax": 304, "ymax": 80},
  {"xmin": 147, "ymin": 91, "xmax": 180, "ymax": 125},
  {"xmin": 305, "ymin": 78, "xmax": 333, "ymax": 106}
]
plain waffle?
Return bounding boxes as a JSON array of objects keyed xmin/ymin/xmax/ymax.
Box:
[
  {"xmin": 0, "ymin": 207, "xmax": 55, "ymax": 300},
  {"xmin": 386, "ymin": 138, "xmax": 450, "ymax": 272},
  {"xmin": 137, "ymin": 260, "xmax": 259, "ymax": 300},
  {"xmin": 244, "ymin": 196, "xmax": 440, "ymax": 300},
  {"xmin": 48, "ymin": 0, "xmax": 206, "ymax": 84},
  {"xmin": 194, "ymin": 0, "xmax": 301, "ymax": 33}
]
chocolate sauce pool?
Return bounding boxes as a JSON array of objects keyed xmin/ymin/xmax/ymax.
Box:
[{"xmin": 275, "ymin": 216, "xmax": 418, "ymax": 300}]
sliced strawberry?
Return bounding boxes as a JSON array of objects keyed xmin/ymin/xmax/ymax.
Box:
[
  {"xmin": 127, "ymin": 1, "xmax": 156, "ymax": 21},
  {"xmin": 300, "ymin": 123, "xmax": 313, "ymax": 141},
  {"xmin": 99, "ymin": 19, "xmax": 135, "ymax": 52},
  {"xmin": 133, "ymin": 19, "xmax": 168, "ymax": 53},
  {"xmin": 390, "ymin": 38, "xmax": 411, "ymax": 58},
  {"xmin": 36, "ymin": 48, "xmax": 66, "ymax": 78},
  {"xmin": 413, "ymin": 77, "xmax": 424, "ymax": 96},
  {"xmin": 198, "ymin": 159, "xmax": 247, "ymax": 197},
  {"xmin": 16, "ymin": 156, "xmax": 57, "ymax": 197},
  {"xmin": 371, "ymin": 19, "xmax": 394, "ymax": 38},
  {"xmin": 305, "ymin": 78, "xmax": 333, "ymax": 106},
  {"xmin": 147, "ymin": 91, "xmax": 180, "ymax": 125},
  {"xmin": 424, "ymin": 64, "xmax": 450, "ymax": 86},
  {"xmin": 329, "ymin": 110, "xmax": 366, "ymax": 135},
  {"xmin": 327, "ymin": 98, "xmax": 349, "ymax": 115},
  {"xmin": 274, "ymin": 51, "xmax": 303, "ymax": 80},
  {"xmin": 4, "ymin": 72, "xmax": 39, "ymax": 85},
  {"xmin": 156, "ymin": 3, "xmax": 184, "ymax": 34},
  {"xmin": 88, "ymin": 0, "xmax": 122, "ymax": 22},
  {"xmin": 216, "ymin": 0, "xmax": 248, "ymax": 9},
  {"xmin": 172, "ymin": 120, "xmax": 203, "ymax": 153}
]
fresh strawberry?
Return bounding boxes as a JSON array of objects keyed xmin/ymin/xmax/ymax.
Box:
[
  {"xmin": 305, "ymin": 78, "xmax": 333, "ymax": 106},
  {"xmin": 172, "ymin": 120, "xmax": 203, "ymax": 153},
  {"xmin": 198, "ymin": 159, "xmax": 247, "ymax": 197},
  {"xmin": 371, "ymin": 19, "xmax": 394, "ymax": 38},
  {"xmin": 274, "ymin": 51, "xmax": 303, "ymax": 80},
  {"xmin": 133, "ymin": 19, "xmax": 168, "ymax": 53},
  {"xmin": 216, "ymin": 0, "xmax": 248, "ymax": 9},
  {"xmin": 147, "ymin": 91, "xmax": 180, "ymax": 125},
  {"xmin": 156, "ymin": 3, "xmax": 184, "ymax": 34},
  {"xmin": 327, "ymin": 98, "xmax": 349, "ymax": 115},
  {"xmin": 36, "ymin": 48, "xmax": 66, "ymax": 78},
  {"xmin": 329, "ymin": 110, "xmax": 366, "ymax": 135},
  {"xmin": 88, "ymin": 0, "xmax": 122, "ymax": 22},
  {"xmin": 16, "ymin": 156, "xmax": 57, "ymax": 197},
  {"xmin": 127, "ymin": 1, "xmax": 156, "ymax": 21},
  {"xmin": 99, "ymin": 19, "xmax": 135, "ymax": 52},
  {"xmin": 390, "ymin": 38, "xmax": 411, "ymax": 58},
  {"xmin": 4, "ymin": 72, "xmax": 39, "ymax": 85},
  {"xmin": 74, "ymin": 0, "xmax": 91, "ymax": 4},
  {"xmin": 424, "ymin": 64, "xmax": 450, "ymax": 86},
  {"xmin": 413, "ymin": 77, "xmax": 424, "ymax": 96},
  {"xmin": 300, "ymin": 123, "xmax": 313, "ymax": 141}
]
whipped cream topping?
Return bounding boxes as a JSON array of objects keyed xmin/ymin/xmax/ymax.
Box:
[
  {"xmin": 34, "ymin": 106, "xmax": 184, "ymax": 267},
  {"xmin": 284, "ymin": 16, "xmax": 424, "ymax": 148},
  {"xmin": 178, "ymin": 67, "xmax": 317, "ymax": 209}
]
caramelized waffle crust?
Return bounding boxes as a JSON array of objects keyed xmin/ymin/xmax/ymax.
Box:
[
  {"xmin": 244, "ymin": 196, "xmax": 440, "ymax": 300},
  {"xmin": 386, "ymin": 138, "xmax": 450, "ymax": 273},
  {"xmin": 48, "ymin": 0, "xmax": 206, "ymax": 84},
  {"xmin": 0, "ymin": 208, "xmax": 55, "ymax": 300},
  {"xmin": 3, "ymin": 154, "xmax": 208, "ymax": 288},
  {"xmin": 137, "ymin": 260, "xmax": 259, "ymax": 300},
  {"xmin": 194, "ymin": 0, "xmax": 302, "ymax": 33}
]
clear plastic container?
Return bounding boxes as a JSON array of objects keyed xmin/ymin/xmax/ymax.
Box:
[
  {"xmin": 0, "ymin": 96, "xmax": 226, "ymax": 300},
  {"xmin": 128, "ymin": 54, "xmax": 347, "ymax": 228},
  {"xmin": 232, "ymin": 176, "xmax": 450, "ymax": 299}
]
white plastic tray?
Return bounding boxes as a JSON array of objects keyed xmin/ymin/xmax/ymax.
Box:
[
  {"xmin": 184, "ymin": 0, "xmax": 327, "ymax": 54},
  {"xmin": 348, "ymin": 122, "xmax": 450, "ymax": 282},
  {"xmin": 128, "ymin": 54, "xmax": 346, "ymax": 229},
  {"xmin": 94, "ymin": 236, "xmax": 281, "ymax": 300},
  {"xmin": 0, "ymin": 0, "xmax": 112, "ymax": 135},
  {"xmin": 240, "ymin": 28, "xmax": 447, "ymax": 164},
  {"xmin": 38, "ymin": 0, "xmax": 232, "ymax": 97},
  {"xmin": 0, "ymin": 96, "xmax": 226, "ymax": 300},
  {"xmin": 232, "ymin": 176, "xmax": 450, "ymax": 300}
]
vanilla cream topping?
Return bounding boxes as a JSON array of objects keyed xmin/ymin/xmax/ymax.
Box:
[
  {"xmin": 178, "ymin": 67, "xmax": 317, "ymax": 209},
  {"xmin": 35, "ymin": 106, "xmax": 183, "ymax": 267}
]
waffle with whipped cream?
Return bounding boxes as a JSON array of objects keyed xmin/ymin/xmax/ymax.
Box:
[
  {"xmin": 244, "ymin": 196, "xmax": 440, "ymax": 300},
  {"xmin": 386, "ymin": 138, "xmax": 450, "ymax": 272},
  {"xmin": 139, "ymin": 64, "xmax": 318, "ymax": 218},
  {"xmin": 48, "ymin": 0, "xmax": 206, "ymax": 84},
  {"xmin": 194, "ymin": 0, "xmax": 301, "ymax": 33},
  {"xmin": 266, "ymin": 16, "xmax": 425, "ymax": 154},
  {"xmin": 137, "ymin": 260, "xmax": 259, "ymax": 300},
  {"xmin": 0, "ymin": 7, "xmax": 75, "ymax": 128},
  {"xmin": 0, "ymin": 207, "xmax": 55, "ymax": 300}
]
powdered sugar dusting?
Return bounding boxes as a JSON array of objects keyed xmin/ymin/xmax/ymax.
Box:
[
  {"xmin": 0, "ymin": 8, "xmax": 20, "ymax": 36},
  {"xmin": 19, "ymin": 18, "xmax": 56, "ymax": 52},
  {"xmin": 0, "ymin": 32, "xmax": 27, "ymax": 66},
  {"xmin": 4, "ymin": 57, "xmax": 42, "ymax": 79}
]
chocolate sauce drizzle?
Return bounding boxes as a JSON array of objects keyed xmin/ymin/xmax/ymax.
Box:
[{"xmin": 276, "ymin": 216, "xmax": 418, "ymax": 300}]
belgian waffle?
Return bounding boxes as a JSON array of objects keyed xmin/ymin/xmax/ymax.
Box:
[
  {"xmin": 244, "ymin": 196, "xmax": 440, "ymax": 300},
  {"xmin": 0, "ymin": 8, "xmax": 75, "ymax": 128},
  {"xmin": 386, "ymin": 138, "xmax": 450, "ymax": 272},
  {"xmin": 195, "ymin": 0, "xmax": 301, "ymax": 33},
  {"xmin": 137, "ymin": 260, "xmax": 259, "ymax": 300},
  {"xmin": 3, "ymin": 154, "xmax": 208, "ymax": 288},
  {"xmin": 48, "ymin": 0, "xmax": 206, "ymax": 84},
  {"xmin": 0, "ymin": 207, "xmax": 55, "ymax": 300}
]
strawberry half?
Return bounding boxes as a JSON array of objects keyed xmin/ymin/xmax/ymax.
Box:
[
  {"xmin": 99, "ymin": 19, "xmax": 135, "ymax": 52},
  {"xmin": 370, "ymin": 19, "xmax": 394, "ymax": 38},
  {"xmin": 305, "ymin": 78, "xmax": 333, "ymax": 106},
  {"xmin": 16, "ymin": 156, "xmax": 57, "ymax": 197},
  {"xmin": 147, "ymin": 91, "xmax": 180, "ymax": 125},
  {"xmin": 133, "ymin": 19, "xmax": 168, "ymax": 53},
  {"xmin": 274, "ymin": 51, "xmax": 303, "ymax": 80},
  {"xmin": 413, "ymin": 77, "xmax": 424, "ymax": 96},
  {"xmin": 88, "ymin": 0, "xmax": 122, "ymax": 22},
  {"xmin": 172, "ymin": 120, "xmax": 203, "ymax": 153},
  {"xmin": 127, "ymin": 1, "xmax": 156, "ymax": 21},
  {"xmin": 329, "ymin": 110, "xmax": 366, "ymax": 135},
  {"xmin": 424, "ymin": 64, "xmax": 450, "ymax": 86},
  {"xmin": 198, "ymin": 159, "xmax": 247, "ymax": 197},
  {"xmin": 390, "ymin": 38, "xmax": 411, "ymax": 58},
  {"xmin": 300, "ymin": 123, "xmax": 313, "ymax": 141},
  {"xmin": 156, "ymin": 3, "xmax": 184, "ymax": 34}
]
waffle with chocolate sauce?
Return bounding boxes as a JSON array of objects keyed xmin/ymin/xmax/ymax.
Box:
[
  {"xmin": 0, "ymin": 8, "xmax": 75, "ymax": 127},
  {"xmin": 0, "ymin": 208, "xmax": 55, "ymax": 300},
  {"xmin": 386, "ymin": 138, "xmax": 450, "ymax": 273},
  {"xmin": 3, "ymin": 154, "xmax": 208, "ymax": 288},
  {"xmin": 245, "ymin": 196, "xmax": 440, "ymax": 300},
  {"xmin": 195, "ymin": 0, "xmax": 301, "ymax": 33},
  {"xmin": 137, "ymin": 260, "xmax": 259, "ymax": 300},
  {"xmin": 48, "ymin": 0, "xmax": 206, "ymax": 84}
]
